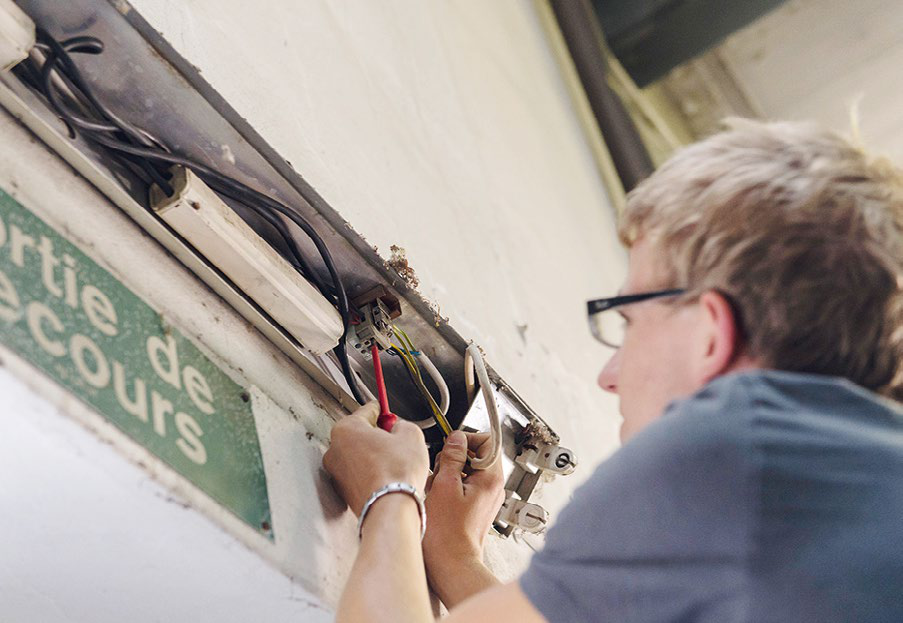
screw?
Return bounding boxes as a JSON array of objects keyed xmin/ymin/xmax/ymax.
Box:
[{"xmin": 555, "ymin": 453, "xmax": 572, "ymax": 469}]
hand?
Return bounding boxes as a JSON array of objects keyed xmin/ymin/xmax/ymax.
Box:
[
  {"xmin": 423, "ymin": 431, "xmax": 505, "ymax": 596},
  {"xmin": 323, "ymin": 402, "xmax": 430, "ymax": 516}
]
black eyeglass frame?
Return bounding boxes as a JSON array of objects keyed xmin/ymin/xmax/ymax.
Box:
[{"xmin": 586, "ymin": 288, "xmax": 686, "ymax": 346}]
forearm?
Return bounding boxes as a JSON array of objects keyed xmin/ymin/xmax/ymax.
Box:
[
  {"xmin": 336, "ymin": 495, "xmax": 434, "ymax": 623},
  {"xmin": 426, "ymin": 555, "xmax": 501, "ymax": 609}
]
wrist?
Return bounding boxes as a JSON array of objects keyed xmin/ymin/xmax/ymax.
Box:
[
  {"xmin": 358, "ymin": 482, "xmax": 426, "ymax": 541},
  {"xmin": 425, "ymin": 556, "xmax": 498, "ymax": 609},
  {"xmin": 423, "ymin": 538, "xmax": 482, "ymax": 571}
]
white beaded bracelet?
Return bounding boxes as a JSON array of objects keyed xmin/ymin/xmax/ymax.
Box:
[{"xmin": 357, "ymin": 482, "xmax": 427, "ymax": 541}]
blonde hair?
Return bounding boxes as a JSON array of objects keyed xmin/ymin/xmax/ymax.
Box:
[{"xmin": 620, "ymin": 119, "xmax": 903, "ymax": 398}]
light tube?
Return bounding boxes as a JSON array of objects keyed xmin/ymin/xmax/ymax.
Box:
[
  {"xmin": 151, "ymin": 167, "xmax": 343, "ymax": 355},
  {"xmin": 0, "ymin": 0, "xmax": 34, "ymax": 72}
]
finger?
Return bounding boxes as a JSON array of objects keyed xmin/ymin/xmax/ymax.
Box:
[
  {"xmin": 434, "ymin": 430, "xmax": 469, "ymax": 488},
  {"xmin": 351, "ymin": 401, "xmax": 380, "ymax": 427},
  {"xmin": 469, "ymin": 431, "xmax": 496, "ymax": 462},
  {"xmin": 464, "ymin": 431, "xmax": 491, "ymax": 452},
  {"xmin": 465, "ymin": 459, "xmax": 504, "ymax": 487},
  {"xmin": 335, "ymin": 409, "xmax": 381, "ymax": 433},
  {"xmin": 322, "ymin": 445, "xmax": 338, "ymax": 479},
  {"xmin": 391, "ymin": 419, "xmax": 425, "ymax": 444},
  {"xmin": 464, "ymin": 441, "xmax": 505, "ymax": 489}
]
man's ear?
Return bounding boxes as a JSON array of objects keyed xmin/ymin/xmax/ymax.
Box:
[{"xmin": 697, "ymin": 290, "xmax": 742, "ymax": 383}]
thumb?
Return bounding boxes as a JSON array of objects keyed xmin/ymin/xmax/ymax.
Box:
[{"xmin": 434, "ymin": 430, "xmax": 468, "ymax": 485}]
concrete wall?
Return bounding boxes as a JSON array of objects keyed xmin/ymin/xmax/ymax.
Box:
[{"xmin": 2, "ymin": 1, "xmax": 625, "ymax": 620}]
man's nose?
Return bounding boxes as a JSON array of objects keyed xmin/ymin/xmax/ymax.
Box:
[{"xmin": 597, "ymin": 350, "xmax": 620, "ymax": 394}]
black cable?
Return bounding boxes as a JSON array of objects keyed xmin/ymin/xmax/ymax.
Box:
[
  {"xmin": 211, "ymin": 182, "xmax": 336, "ymax": 301},
  {"xmin": 25, "ymin": 30, "xmax": 367, "ymax": 405},
  {"xmin": 35, "ymin": 33, "xmax": 174, "ymax": 195},
  {"xmin": 87, "ymin": 136, "xmax": 366, "ymax": 404},
  {"xmin": 336, "ymin": 341, "xmax": 366, "ymax": 405}
]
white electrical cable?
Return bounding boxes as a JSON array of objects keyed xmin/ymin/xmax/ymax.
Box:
[
  {"xmin": 346, "ymin": 352, "xmax": 377, "ymax": 403},
  {"xmin": 464, "ymin": 347, "xmax": 477, "ymax": 403},
  {"xmin": 417, "ymin": 352, "xmax": 450, "ymax": 416},
  {"xmin": 465, "ymin": 343, "xmax": 501, "ymax": 471}
]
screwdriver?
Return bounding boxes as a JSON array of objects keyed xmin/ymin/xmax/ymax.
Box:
[{"xmin": 370, "ymin": 343, "xmax": 397, "ymax": 431}]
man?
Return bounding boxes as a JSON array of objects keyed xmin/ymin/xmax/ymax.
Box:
[{"xmin": 323, "ymin": 120, "xmax": 903, "ymax": 622}]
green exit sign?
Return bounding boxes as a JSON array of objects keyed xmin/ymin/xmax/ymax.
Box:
[{"xmin": 0, "ymin": 187, "xmax": 273, "ymax": 539}]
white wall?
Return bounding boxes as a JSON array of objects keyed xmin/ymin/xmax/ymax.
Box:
[
  {"xmin": 0, "ymin": 362, "xmax": 332, "ymax": 623},
  {"xmin": 717, "ymin": 0, "xmax": 903, "ymax": 163},
  {"xmin": 1, "ymin": 1, "xmax": 627, "ymax": 619}
]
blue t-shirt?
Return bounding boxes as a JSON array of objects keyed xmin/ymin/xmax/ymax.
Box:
[{"xmin": 520, "ymin": 370, "xmax": 903, "ymax": 622}]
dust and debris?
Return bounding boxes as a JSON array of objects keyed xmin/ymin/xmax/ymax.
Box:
[
  {"xmin": 111, "ymin": 0, "xmax": 132, "ymax": 15},
  {"xmin": 429, "ymin": 302, "xmax": 448, "ymax": 327},
  {"xmin": 387, "ymin": 245, "xmax": 420, "ymax": 289},
  {"xmin": 305, "ymin": 431, "xmax": 315, "ymax": 441},
  {"xmin": 220, "ymin": 144, "xmax": 236, "ymax": 165},
  {"xmin": 516, "ymin": 323, "xmax": 528, "ymax": 344},
  {"xmin": 516, "ymin": 420, "xmax": 559, "ymax": 446},
  {"xmin": 157, "ymin": 492, "xmax": 190, "ymax": 509}
]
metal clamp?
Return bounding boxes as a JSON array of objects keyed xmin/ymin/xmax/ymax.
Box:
[
  {"xmin": 495, "ymin": 493, "xmax": 549, "ymax": 534},
  {"xmin": 515, "ymin": 441, "xmax": 577, "ymax": 476}
]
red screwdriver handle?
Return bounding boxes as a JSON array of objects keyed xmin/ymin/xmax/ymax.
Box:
[{"xmin": 377, "ymin": 412, "xmax": 397, "ymax": 432}]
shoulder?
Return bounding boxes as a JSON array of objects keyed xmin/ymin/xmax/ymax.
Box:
[
  {"xmin": 593, "ymin": 371, "xmax": 760, "ymax": 500},
  {"xmin": 537, "ymin": 371, "xmax": 764, "ymax": 561},
  {"xmin": 518, "ymin": 374, "xmax": 760, "ymax": 621}
]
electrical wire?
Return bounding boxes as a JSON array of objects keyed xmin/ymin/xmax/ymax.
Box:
[
  {"xmin": 391, "ymin": 340, "xmax": 446, "ymax": 432},
  {"xmin": 390, "ymin": 349, "xmax": 438, "ymax": 429},
  {"xmin": 394, "ymin": 325, "xmax": 450, "ymax": 416},
  {"xmin": 465, "ymin": 343, "xmax": 501, "ymax": 470},
  {"xmin": 390, "ymin": 327, "xmax": 452, "ymax": 436},
  {"xmin": 464, "ymin": 346, "xmax": 478, "ymax": 404},
  {"xmin": 23, "ymin": 30, "xmax": 366, "ymax": 405},
  {"xmin": 414, "ymin": 352, "xmax": 450, "ymax": 416}
]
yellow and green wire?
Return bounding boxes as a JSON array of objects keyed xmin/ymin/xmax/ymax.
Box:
[{"xmin": 391, "ymin": 325, "xmax": 453, "ymax": 436}]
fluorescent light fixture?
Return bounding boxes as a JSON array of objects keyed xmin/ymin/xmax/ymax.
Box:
[
  {"xmin": 151, "ymin": 167, "xmax": 343, "ymax": 355},
  {"xmin": 0, "ymin": 0, "xmax": 34, "ymax": 72}
]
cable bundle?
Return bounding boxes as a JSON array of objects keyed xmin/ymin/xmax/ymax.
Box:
[
  {"xmin": 14, "ymin": 29, "xmax": 502, "ymax": 471},
  {"xmin": 15, "ymin": 29, "xmax": 366, "ymax": 404}
]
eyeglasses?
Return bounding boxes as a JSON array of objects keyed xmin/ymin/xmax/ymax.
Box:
[{"xmin": 586, "ymin": 289, "xmax": 686, "ymax": 348}]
